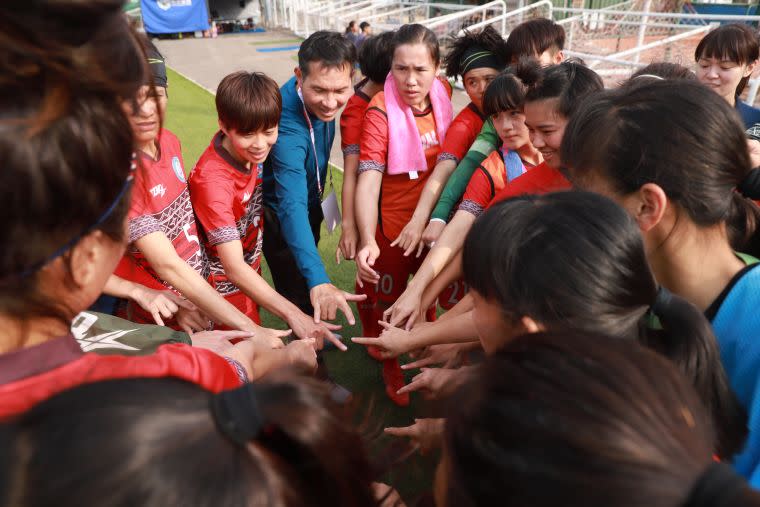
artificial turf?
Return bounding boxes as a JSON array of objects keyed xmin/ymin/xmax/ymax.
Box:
[{"xmin": 164, "ymin": 67, "xmax": 436, "ymax": 500}]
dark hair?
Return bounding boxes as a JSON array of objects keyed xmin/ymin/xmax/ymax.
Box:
[
  {"xmin": 481, "ymin": 69, "xmax": 527, "ymax": 117},
  {"xmin": 299, "ymin": 30, "xmax": 357, "ymax": 78},
  {"xmin": 462, "ymin": 192, "xmax": 747, "ymax": 459},
  {"xmin": 2, "ymin": 375, "xmax": 377, "ymax": 507},
  {"xmin": 516, "ymin": 58, "xmax": 603, "ymax": 118},
  {"xmin": 696, "ymin": 23, "xmax": 760, "ymax": 95},
  {"xmin": 444, "ymin": 330, "xmax": 742, "ymax": 507},
  {"xmin": 360, "ymin": 21, "xmax": 370, "ymax": 31},
  {"xmin": 345, "ymin": 20, "xmax": 356, "ymax": 33},
  {"xmin": 359, "ymin": 31, "xmax": 395, "ymax": 84},
  {"xmin": 561, "ymin": 79, "xmax": 760, "ymax": 257},
  {"xmin": 627, "ymin": 62, "xmax": 697, "ymax": 83},
  {"xmin": 443, "ymin": 25, "xmax": 509, "ymax": 79},
  {"xmin": 505, "ymin": 18, "xmax": 565, "ymax": 64},
  {"xmin": 0, "ymin": 0, "xmax": 143, "ymax": 331},
  {"xmin": 216, "ymin": 71, "xmax": 281, "ymax": 134},
  {"xmin": 392, "ymin": 24, "xmax": 440, "ymax": 66}
]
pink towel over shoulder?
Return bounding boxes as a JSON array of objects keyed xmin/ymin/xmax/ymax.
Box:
[{"xmin": 384, "ymin": 73, "xmax": 453, "ymax": 176}]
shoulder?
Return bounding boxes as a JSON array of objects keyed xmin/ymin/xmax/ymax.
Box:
[
  {"xmin": 367, "ymin": 91, "xmax": 387, "ymax": 111},
  {"xmin": 480, "ymin": 150, "xmax": 504, "ymax": 173}
]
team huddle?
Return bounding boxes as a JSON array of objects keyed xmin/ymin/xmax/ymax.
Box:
[{"xmin": 3, "ymin": 0, "xmax": 760, "ymax": 505}]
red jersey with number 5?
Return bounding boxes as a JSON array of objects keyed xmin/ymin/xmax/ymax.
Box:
[
  {"xmin": 115, "ymin": 129, "xmax": 209, "ymax": 293},
  {"xmin": 189, "ymin": 131, "xmax": 264, "ymax": 298}
]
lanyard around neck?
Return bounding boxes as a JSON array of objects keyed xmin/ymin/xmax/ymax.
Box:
[{"xmin": 297, "ymin": 87, "xmax": 329, "ymax": 197}]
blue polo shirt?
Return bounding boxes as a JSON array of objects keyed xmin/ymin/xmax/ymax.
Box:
[{"xmin": 263, "ymin": 76, "xmax": 333, "ymax": 289}]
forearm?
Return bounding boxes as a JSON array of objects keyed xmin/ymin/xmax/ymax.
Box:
[
  {"xmin": 102, "ymin": 275, "xmax": 138, "ymax": 299},
  {"xmin": 412, "ymin": 159, "xmax": 457, "ymax": 223},
  {"xmin": 225, "ymin": 262, "xmax": 301, "ymax": 322},
  {"xmin": 406, "ymin": 311, "xmax": 479, "ymax": 349},
  {"xmin": 407, "ymin": 214, "xmax": 473, "ymax": 297},
  {"xmin": 152, "ymin": 260, "xmax": 255, "ymax": 331},
  {"xmin": 421, "ymin": 255, "xmax": 465, "ymax": 313},
  {"xmin": 436, "ymin": 290, "xmax": 473, "ymax": 321},
  {"xmin": 356, "ymin": 171, "xmax": 381, "ymax": 246},
  {"xmin": 341, "ymin": 154, "xmax": 359, "ymax": 228}
]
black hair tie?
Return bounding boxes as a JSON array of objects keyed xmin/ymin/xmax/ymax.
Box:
[
  {"xmin": 682, "ymin": 463, "xmax": 747, "ymax": 507},
  {"xmin": 738, "ymin": 167, "xmax": 760, "ymax": 200},
  {"xmin": 210, "ymin": 384, "xmax": 264, "ymax": 446},
  {"xmin": 650, "ymin": 286, "xmax": 672, "ymax": 317}
]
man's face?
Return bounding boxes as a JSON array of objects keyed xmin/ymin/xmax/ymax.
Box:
[{"xmin": 295, "ymin": 61, "xmax": 353, "ymax": 122}]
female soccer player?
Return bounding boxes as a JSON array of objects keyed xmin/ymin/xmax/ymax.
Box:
[
  {"xmin": 354, "ymin": 24, "xmax": 453, "ymax": 405},
  {"xmin": 392, "ymin": 26, "xmax": 508, "ymax": 259},
  {"xmin": 190, "ymin": 71, "xmax": 342, "ymax": 349},
  {"xmin": 695, "ymin": 23, "xmax": 760, "ymax": 129},
  {"xmin": 337, "ymin": 31, "xmax": 395, "ymax": 264},
  {"xmin": 562, "ymin": 79, "xmax": 760, "ymax": 485},
  {"xmin": 0, "ymin": 3, "xmax": 315, "ymax": 418}
]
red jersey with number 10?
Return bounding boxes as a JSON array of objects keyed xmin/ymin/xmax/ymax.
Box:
[
  {"xmin": 115, "ymin": 129, "xmax": 208, "ymax": 293},
  {"xmin": 189, "ymin": 131, "xmax": 264, "ymax": 297}
]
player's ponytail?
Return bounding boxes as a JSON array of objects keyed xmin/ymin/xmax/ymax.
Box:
[{"xmin": 643, "ymin": 288, "xmax": 747, "ymax": 459}]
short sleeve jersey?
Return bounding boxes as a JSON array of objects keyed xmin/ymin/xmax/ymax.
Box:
[
  {"xmin": 0, "ymin": 334, "xmax": 241, "ymax": 419},
  {"xmin": 459, "ymin": 148, "xmax": 538, "ymax": 217},
  {"xmin": 115, "ymin": 129, "xmax": 208, "ymax": 291},
  {"xmin": 358, "ymin": 91, "xmax": 448, "ymax": 240},
  {"xmin": 438, "ymin": 103, "xmax": 486, "ymax": 164},
  {"xmin": 340, "ymin": 80, "xmax": 372, "ymax": 156},
  {"xmin": 189, "ymin": 131, "xmax": 264, "ymax": 296},
  {"xmin": 488, "ymin": 161, "xmax": 572, "ymax": 207}
]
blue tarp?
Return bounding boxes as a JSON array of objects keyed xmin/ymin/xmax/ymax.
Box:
[{"xmin": 141, "ymin": 0, "xmax": 210, "ymax": 34}]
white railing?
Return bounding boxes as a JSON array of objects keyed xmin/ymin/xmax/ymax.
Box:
[{"xmin": 456, "ymin": 0, "xmax": 554, "ymax": 37}]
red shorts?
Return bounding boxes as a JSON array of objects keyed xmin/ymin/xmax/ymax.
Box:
[
  {"xmin": 360, "ymin": 227, "xmax": 428, "ymax": 304},
  {"xmin": 119, "ymin": 301, "xmax": 182, "ymax": 330},
  {"xmin": 438, "ymin": 279, "xmax": 469, "ymax": 311}
]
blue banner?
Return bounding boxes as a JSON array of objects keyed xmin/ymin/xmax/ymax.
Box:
[{"xmin": 141, "ymin": 0, "xmax": 209, "ymax": 34}]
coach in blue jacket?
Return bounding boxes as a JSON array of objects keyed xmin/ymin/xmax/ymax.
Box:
[{"xmin": 263, "ymin": 31, "xmax": 364, "ymax": 326}]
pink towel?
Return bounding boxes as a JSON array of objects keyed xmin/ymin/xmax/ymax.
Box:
[{"xmin": 384, "ymin": 73, "xmax": 453, "ymax": 176}]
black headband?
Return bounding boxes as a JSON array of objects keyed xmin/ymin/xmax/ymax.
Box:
[
  {"xmin": 683, "ymin": 463, "xmax": 747, "ymax": 507},
  {"xmin": 460, "ymin": 45, "xmax": 504, "ymax": 76},
  {"xmin": 210, "ymin": 385, "xmax": 264, "ymax": 446},
  {"xmin": 146, "ymin": 44, "xmax": 168, "ymax": 88}
]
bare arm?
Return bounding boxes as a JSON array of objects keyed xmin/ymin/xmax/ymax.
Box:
[
  {"xmin": 419, "ymin": 251, "xmax": 466, "ymax": 316},
  {"xmin": 135, "ymin": 231, "xmax": 257, "ymax": 332},
  {"xmin": 337, "ymin": 153, "xmax": 360, "ymax": 262},
  {"xmin": 385, "ymin": 210, "xmax": 476, "ymax": 328},
  {"xmin": 355, "ymin": 170, "xmax": 383, "ymax": 285},
  {"xmin": 216, "ymin": 240, "xmax": 344, "ymax": 349}
]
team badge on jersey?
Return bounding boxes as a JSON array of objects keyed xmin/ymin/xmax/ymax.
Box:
[{"xmin": 172, "ymin": 156, "xmax": 186, "ymax": 183}]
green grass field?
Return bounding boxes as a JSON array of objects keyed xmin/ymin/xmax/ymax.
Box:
[{"xmin": 165, "ymin": 68, "xmax": 436, "ymax": 499}]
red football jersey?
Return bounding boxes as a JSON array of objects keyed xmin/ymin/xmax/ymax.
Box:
[
  {"xmin": 459, "ymin": 148, "xmax": 538, "ymax": 217},
  {"xmin": 340, "ymin": 80, "xmax": 371, "ymax": 156},
  {"xmin": 488, "ymin": 161, "xmax": 571, "ymax": 207},
  {"xmin": 438, "ymin": 102, "xmax": 486, "ymax": 164},
  {"xmin": 116, "ymin": 129, "xmax": 208, "ymax": 292},
  {"xmin": 358, "ymin": 92, "xmax": 446, "ymax": 240},
  {"xmin": 189, "ymin": 131, "xmax": 264, "ymax": 298},
  {"xmin": 0, "ymin": 335, "xmax": 241, "ymax": 419}
]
